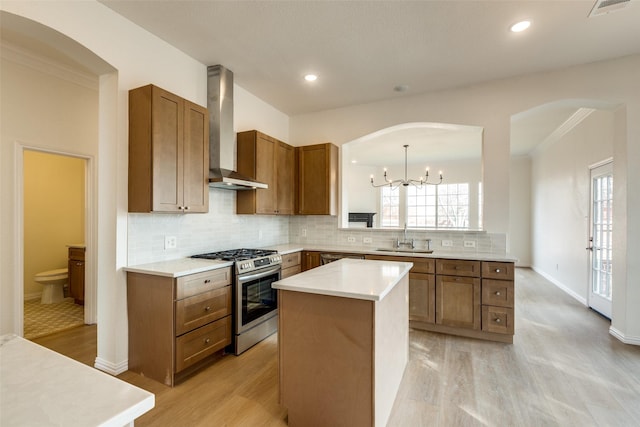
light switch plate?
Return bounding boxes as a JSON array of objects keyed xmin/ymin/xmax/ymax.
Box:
[
  {"xmin": 464, "ymin": 240, "xmax": 476, "ymax": 248},
  {"xmin": 347, "ymin": 236, "xmax": 356, "ymax": 243},
  {"xmin": 442, "ymin": 239, "xmax": 453, "ymax": 247},
  {"xmin": 363, "ymin": 237, "xmax": 373, "ymax": 244}
]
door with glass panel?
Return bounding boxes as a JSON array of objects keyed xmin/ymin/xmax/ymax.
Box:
[{"xmin": 588, "ymin": 161, "xmax": 613, "ymax": 319}]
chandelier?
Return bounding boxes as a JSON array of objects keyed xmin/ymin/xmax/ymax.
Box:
[{"xmin": 370, "ymin": 144, "xmax": 443, "ymax": 189}]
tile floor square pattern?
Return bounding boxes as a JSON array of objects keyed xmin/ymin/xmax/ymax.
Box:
[{"xmin": 24, "ymin": 297, "xmax": 84, "ymax": 340}]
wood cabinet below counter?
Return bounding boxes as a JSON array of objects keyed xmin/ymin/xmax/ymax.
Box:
[{"xmin": 127, "ymin": 267, "xmax": 232, "ymax": 386}]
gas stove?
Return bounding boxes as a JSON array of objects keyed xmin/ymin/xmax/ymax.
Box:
[{"xmin": 191, "ymin": 248, "xmax": 282, "ymax": 275}]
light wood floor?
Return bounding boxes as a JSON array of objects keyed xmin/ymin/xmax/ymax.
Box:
[{"xmin": 33, "ymin": 268, "xmax": 640, "ymax": 426}]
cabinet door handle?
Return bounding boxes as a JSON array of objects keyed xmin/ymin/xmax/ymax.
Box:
[
  {"xmin": 495, "ymin": 268, "xmax": 501, "ymax": 273},
  {"xmin": 204, "ymin": 306, "xmax": 211, "ymax": 312},
  {"xmin": 495, "ymin": 318, "xmax": 502, "ymax": 323},
  {"xmin": 204, "ymin": 279, "xmax": 211, "ymax": 284},
  {"xmin": 184, "ymin": 206, "xmax": 190, "ymax": 211},
  {"xmin": 204, "ymin": 338, "xmax": 210, "ymax": 344},
  {"xmin": 76, "ymin": 262, "xmax": 83, "ymax": 266},
  {"xmin": 495, "ymin": 291, "xmax": 501, "ymax": 296}
]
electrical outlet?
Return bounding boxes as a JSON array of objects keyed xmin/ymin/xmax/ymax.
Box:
[
  {"xmin": 301, "ymin": 228, "xmax": 307, "ymax": 238},
  {"xmin": 363, "ymin": 237, "xmax": 373, "ymax": 244},
  {"xmin": 441, "ymin": 239, "xmax": 453, "ymax": 247},
  {"xmin": 164, "ymin": 235, "xmax": 177, "ymax": 249},
  {"xmin": 464, "ymin": 240, "xmax": 476, "ymax": 248},
  {"xmin": 347, "ymin": 236, "xmax": 356, "ymax": 243}
]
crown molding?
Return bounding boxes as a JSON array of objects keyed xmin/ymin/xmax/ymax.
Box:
[{"xmin": 1, "ymin": 41, "xmax": 98, "ymax": 91}]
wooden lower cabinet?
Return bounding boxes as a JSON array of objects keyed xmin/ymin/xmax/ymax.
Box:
[
  {"xmin": 68, "ymin": 246, "xmax": 85, "ymax": 305},
  {"xmin": 435, "ymin": 275, "xmax": 481, "ymax": 330},
  {"xmin": 127, "ymin": 267, "xmax": 232, "ymax": 386},
  {"xmin": 301, "ymin": 251, "xmax": 322, "ymax": 271},
  {"xmin": 409, "ymin": 272, "xmax": 436, "ymax": 324},
  {"xmin": 367, "ymin": 254, "xmax": 515, "ymax": 343},
  {"xmin": 281, "ymin": 251, "xmax": 302, "ymax": 278}
]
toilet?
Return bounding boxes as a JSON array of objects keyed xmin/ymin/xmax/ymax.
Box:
[{"xmin": 34, "ymin": 268, "xmax": 68, "ymax": 304}]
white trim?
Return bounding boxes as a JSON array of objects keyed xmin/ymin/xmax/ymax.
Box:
[
  {"xmin": 588, "ymin": 157, "xmax": 613, "ymax": 170},
  {"xmin": 531, "ymin": 265, "xmax": 588, "ymax": 306},
  {"xmin": 0, "ymin": 41, "xmax": 98, "ymax": 90},
  {"xmin": 530, "ymin": 108, "xmax": 596, "ymax": 157},
  {"xmin": 609, "ymin": 326, "xmax": 640, "ymax": 346},
  {"xmin": 94, "ymin": 356, "xmax": 129, "ymax": 376}
]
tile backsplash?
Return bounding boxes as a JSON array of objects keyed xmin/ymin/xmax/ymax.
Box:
[
  {"xmin": 127, "ymin": 188, "xmax": 289, "ymax": 265},
  {"xmin": 289, "ymin": 216, "xmax": 506, "ymax": 254},
  {"xmin": 128, "ymin": 189, "xmax": 507, "ymax": 266}
]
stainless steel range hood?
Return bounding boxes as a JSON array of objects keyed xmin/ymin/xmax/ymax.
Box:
[{"xmin": 207, "ymin": 65, "xmax": 268, "ymax": 190}]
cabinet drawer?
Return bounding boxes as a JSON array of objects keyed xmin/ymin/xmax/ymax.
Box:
[
  {"xmin": 482, "ymin": 262, "xmax": 514, "ymax": 280},
  {"xmin": 482, "ymin": 306, "xmax": 514, "ymax": 335},
  {"xmin": 281, "ymin": 252, "xmax": 301, "ymax": 270},
  {"xmin": 175, "ymin": 316, "xmax": 231, "ymax": 372},
  {"xmin": 436, "ymin": 259, "xmax": 481, "ymax": 277},
  {"xmin": 176, "ymin": 267, "xmax": 231, "ymax": 300},
  {"xmin": 482, "ymin": 279, "xmax": 514, "ymax": 308},
  {"xmin": 281, "ymin": 265, "xmax": 302, "ymax": 279},
  {"xmin": 365, "ymin": 255, "xmax": 435, "ymax": 274},
  {"xmin": 69, "ymin": 247, "xmax": 85, "ymax": 261},
  {"xmin": 175, "ymin": 285, "xmax": 232, "ymax": 336}
]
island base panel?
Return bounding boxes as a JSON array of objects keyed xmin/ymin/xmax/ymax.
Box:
[{"xmin": 279, "ymin": 290, "xmax": 374, "ymax": 427}]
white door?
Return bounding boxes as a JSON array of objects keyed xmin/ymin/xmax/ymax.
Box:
[{"xmin": 588, "ymin": 161, "xmax": 613, "ymax": 319}]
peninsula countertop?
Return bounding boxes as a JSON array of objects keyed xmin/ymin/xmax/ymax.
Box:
[
  {"xmin": 272, "ymin": 258, "xmax": 413, "ymax": 301},
  {"xmin": 0, "ymin": 334, "xmax": 154, "ymax": 427}
]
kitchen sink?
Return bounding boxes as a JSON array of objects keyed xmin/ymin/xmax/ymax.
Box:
[{"xmin": 375, "ymin": 248, "xmax": 434, "ymax": 254}]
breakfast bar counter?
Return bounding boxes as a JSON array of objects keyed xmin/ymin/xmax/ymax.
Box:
[
  {"xmin": 273, "ymin": 258, "xmax": 412, "ymax": 427},
  {"xmin": 0, "ymin": 334, "xmax": 154, "ymax": 426}
]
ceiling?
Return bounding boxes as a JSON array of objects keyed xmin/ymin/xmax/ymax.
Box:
[
  {"xmin": 2, "ymin": 1, "xmax": 638, "ymax": 159},
  {"xmin": 99, "ymin": 0, "xmax": 640, "ymax": 117}
]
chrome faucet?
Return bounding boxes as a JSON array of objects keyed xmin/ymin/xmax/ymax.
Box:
[{"xmin": 396, "ymin": 223, "xmax": 414, "ymax": 249}]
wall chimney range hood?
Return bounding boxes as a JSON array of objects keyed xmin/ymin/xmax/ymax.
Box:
[{"xmin": 207, "ymin": 65, "xmax": 268, "ymax": 190}]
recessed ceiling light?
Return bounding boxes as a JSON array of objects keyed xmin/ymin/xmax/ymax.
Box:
[
  {"xmin": 304, "ymin": 74, "xmax": 318, "ymax": 82},
  {"xmin": 510, "ymin": 20, "xmax": 531, "ymax": 33}
]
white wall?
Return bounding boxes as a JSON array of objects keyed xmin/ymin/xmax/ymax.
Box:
[
  {"xmin": 290, "ymin": 55, "xmax": 640, "ymax": 344},
  {"xmin": 0, "ymin": 2, "xmax": 289, "ymax": 373},
  {"xmin": 531, "ymin": 109, "xmax": 614, "ymax": 302},
  {"xmin": 509, "ymin": 156, "xmax": 532, "ymax": 267}
]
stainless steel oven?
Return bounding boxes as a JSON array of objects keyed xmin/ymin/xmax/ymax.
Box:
[
  {"xmin": 192, "ymin": 249, "xmax": 281, "ymax": 355},
  {"xmin": 235, "ymin": 263, "xmax": 280, "ymax": 355}
]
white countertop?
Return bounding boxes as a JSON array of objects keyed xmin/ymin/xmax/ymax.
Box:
[
  {"xmin": 272, "ymin": 258, "xmax": 412, "ymax": 301},
  {"xmin": 0, "ymin": 334, "xmax": 154, "ymax": 427},
  {"xmin": 124, "ymin": 258, "xmax": 233, "ymax": 277},
  {"xmin": 263, "ymin": 243, "xmax": 518, "ymax": 262}
]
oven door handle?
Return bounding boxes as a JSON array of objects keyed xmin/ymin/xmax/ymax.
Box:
[{"xmin": 237, "ymin": 265, "xmax": 282, "ymax": 283}]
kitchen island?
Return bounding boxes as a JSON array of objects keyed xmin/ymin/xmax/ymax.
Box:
[{"xmin": 273, "ymin": 258, "xmax": 412, "ymax": 427}]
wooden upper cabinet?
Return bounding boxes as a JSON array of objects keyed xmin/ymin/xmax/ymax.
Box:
[
  {"xmin": 297, "ymin": 143, "xmax": 339, "ymax": 215},
  {"xmin": 128, "ymin": 84, "xmax": 209, "ymax": 213},
  {"xmin": 236, "ymin": 130, "xmax": 295, "ymax": 215}
]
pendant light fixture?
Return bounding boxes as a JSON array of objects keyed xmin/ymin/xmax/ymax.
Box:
[{"xmin": 370, "ymin": 145, "xmax": 443, "ymax": 189}]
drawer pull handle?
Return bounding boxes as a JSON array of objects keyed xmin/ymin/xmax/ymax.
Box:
[
  {"xmin": 495, "ymin": 269, "xmax": 501, "ymax": 273},
  {"xmin": 204, "ymin": 279, "xmax": 211, "ymax": 284},
  {"xmin": 495, "ymin": 291, "xmax": 501, "ymax": 296},
  {"xmin": 495, "ymin": 318, "xmax": 502, "ymax": 323},
  {"xmin": 204, "ymin": 338, "xmax": 210, "ymax": 344},
  {"xmin": 205, "ymin": 306, "xmax": 211, "ymax": 312}
]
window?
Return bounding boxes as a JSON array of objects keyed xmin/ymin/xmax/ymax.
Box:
[
  {"xmin": 380, "ymin": 186, "xmax": 400, "ymax": 227},
  {"xmin": 381, "ymin": 182, "xmax": 477, "ymax": 229}
]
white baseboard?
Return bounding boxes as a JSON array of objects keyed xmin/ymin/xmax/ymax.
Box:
[
  {"xmin": 609, "ymin": 326, "xmax": 640, "ymax": 346},
  {"xmin": 24, "ymin": 292, "xmax": 41, "ymax": 301},
  {"xmin": 94, "ymin": 357, "xmax": 128, "ymax": 376},
  {"xmin": 531, "ymin": 266, "xmax": 587, "ymax": 306}
]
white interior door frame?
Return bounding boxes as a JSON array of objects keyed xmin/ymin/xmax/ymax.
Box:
[{"xmin": 587, "ymin": 158, "xmax": 613, "ymax": 319}]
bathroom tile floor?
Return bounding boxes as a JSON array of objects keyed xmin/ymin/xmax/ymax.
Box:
[{"xmin": 24, "ymin": 297, "xmax": 84, "ymax": 340}]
